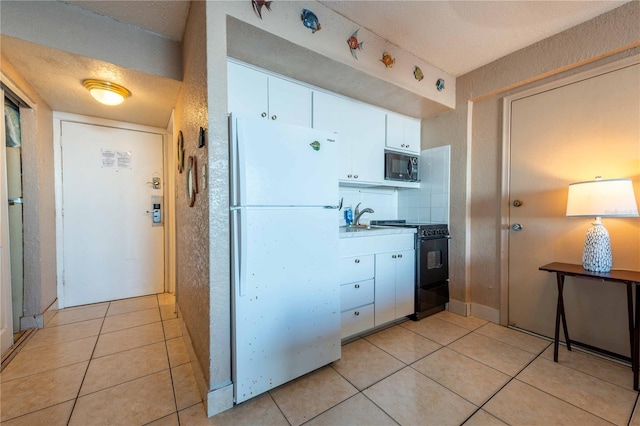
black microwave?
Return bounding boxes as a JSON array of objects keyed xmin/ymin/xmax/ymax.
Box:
[{"xmin": 385, "ymin": 151, "xmax": 419, "ymax": 182}]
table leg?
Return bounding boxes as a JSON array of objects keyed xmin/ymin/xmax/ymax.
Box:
[
  {"xmin": 554, "ymin": 273, "xmax": 570, "ymax": 361},
  {"xmin": 634, "ymin": 285, "xmax": 639, "ymax": 391}
]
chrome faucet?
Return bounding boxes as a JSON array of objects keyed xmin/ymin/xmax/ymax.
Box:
[{"xmin": 354, "ymin": 203, "xmax": 374, "ymax": 226}]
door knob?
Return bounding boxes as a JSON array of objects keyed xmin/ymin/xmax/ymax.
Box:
[{"xmin": 511, "ymin": 223, "xmax": 523, "ymax": 231}]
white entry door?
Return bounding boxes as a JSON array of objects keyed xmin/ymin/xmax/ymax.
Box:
[
  {"xmin": 61, "ymin": 121, "xmax": 164, "ymax": 307},
  {"xmin": 507, "ymin": 63, "xmax": 640, "ymax": 356}
]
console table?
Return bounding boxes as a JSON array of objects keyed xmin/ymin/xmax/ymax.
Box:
[{"xmin": 539, "ymin": 262, "xmax": 640, "ymax": 391}]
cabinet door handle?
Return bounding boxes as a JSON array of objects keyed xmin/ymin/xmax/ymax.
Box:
[
  {"xmin": 261, "ymin": 112, "xmax": 267, "ymax": 118},
  {"xmin": 392, "ymin": 255, "xmax": 397, "ymax": 259},
  {"xmin": 347, "ymin": 174, "xmax": 353, "ymax": 178},
  {"xmin": 354, "ymin": 259, "xmax": 360, "ymax": 263},
  {"xmin": 354, "ymin": 175, "xmax": 358, "ymax": 179},
  {"xmin": 354, "ymin": 284, "xmax": 360, "ymax": 289},
  {"xmin": 398, "ymin": 254, "xmax": 403, "ymax": 258},
  {"xmin": 271, "ymin": 115, "xmax": 277, "ymax": 120},
  {"xmin": 401, "ymin": 144, "xmax": 406, "ymax": 147},
  {"xmin": 354, "ymin": 311, "xmax": 360, "ymax": 316}
]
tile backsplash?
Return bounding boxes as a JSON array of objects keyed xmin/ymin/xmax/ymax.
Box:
[
  {"xmin": 338, "ymin": 146, "xmax": 450, "ymax": 227},
  {"xmin": 338, "ymin": 187, "xmax": 398, "ymax": 226},
  {"xmin": 397, "ymin": 145, "xmax": 451, "ymax": 224}
]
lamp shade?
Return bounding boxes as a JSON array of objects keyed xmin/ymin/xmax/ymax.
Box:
[{"xmin": 566, "ymin": 178, "xmax": 638, "ymax": 218}]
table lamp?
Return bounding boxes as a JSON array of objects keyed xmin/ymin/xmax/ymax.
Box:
[{"xmin": 566, "ymin": 177, "xmax": 638, "ymax": 272}]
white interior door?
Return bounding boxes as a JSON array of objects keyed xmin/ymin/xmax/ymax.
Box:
[
  {"xmin": 0, "ymin": 94, "xmax": 13, "ymax": 353},
  {"xmin": 508, "ymin": 63, "xmax": 640, "ymax": 356},
  {"xmin": 61, "ymin": 121, "xmax": 164, "ymax": 307}
]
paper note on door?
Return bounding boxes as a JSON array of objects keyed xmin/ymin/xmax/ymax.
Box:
[
  {"xmin": 117, "ymin": 151, "xmax": 132, "ymax": 169},
  {"xmin": 101, "ymin": 149, "xmax": 116, "ymax": 168}
]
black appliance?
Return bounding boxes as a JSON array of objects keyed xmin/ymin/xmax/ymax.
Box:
[
  {"xmin": 384, "ymin": 151, "xmax": 419, "ymax": 182},
  {"xmin": 372, "ymin": 220, "xmax": 450, "ymax": 320}
]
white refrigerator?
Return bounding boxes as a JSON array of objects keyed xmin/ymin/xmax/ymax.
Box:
[{"xmin": 230, "ymin": 116, "xmax": 341, "ymax": 403}]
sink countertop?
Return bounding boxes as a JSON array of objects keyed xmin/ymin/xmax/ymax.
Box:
[{"xmin": 339, "ymin": 225, "xmax": 417, "ymax": 238}]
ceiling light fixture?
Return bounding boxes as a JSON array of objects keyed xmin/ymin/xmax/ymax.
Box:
[{"xmin": 82, "ymin": 79, "xmax": 131, "ymax": 106}]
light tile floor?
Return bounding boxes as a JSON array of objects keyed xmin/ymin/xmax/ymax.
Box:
[{"xmin": 2, "ymin": 295, "xmax": 640, "ymax": 425}]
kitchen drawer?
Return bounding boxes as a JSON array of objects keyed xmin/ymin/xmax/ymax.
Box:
[
  {"xmin": 341, "ymin": 303, "xmax": 374, "ymax": 339},
  {"xmin": 340, "ymin": 279, "xmax": 374, "ymax": 311},
  {"xmin": 339, "ymin": 255, "xmax": 374, "ymax": 284}
]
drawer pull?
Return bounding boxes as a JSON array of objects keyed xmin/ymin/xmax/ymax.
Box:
[
  {"xmin": 354, "ymin": 284, "xmax": 360, "ymax": 289},
  {"xmin": 354, "ymin": 311, "xmax": 360, "ymax": 316},
  {"xmin": 354, "ymin": 259, "xmax": 360, "ymax": 263}
]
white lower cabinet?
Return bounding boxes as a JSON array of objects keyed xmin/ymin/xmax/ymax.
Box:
[
  {"xmin": 374, "ymin": 249, "xmax": 415, "ymax": 326},
  {"xmin": 339, "ymin": 233, "xmax": 415, "ymax": 339},
  {"xmin": 338, "ymin": 254, "xmax": 375, "ymax": 339},
  {"xmin": 341, "ymin": 304, "xmax": 375, "ymax": 339}
]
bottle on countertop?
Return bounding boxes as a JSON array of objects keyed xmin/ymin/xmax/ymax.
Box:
[{"xmin": 344, "ymin": 208, "xmax": 353, "ymax": 226}]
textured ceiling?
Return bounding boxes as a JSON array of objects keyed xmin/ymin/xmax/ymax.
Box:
[
  {"xmin": 63, "ymin": 0, "xmax": 191, "ymax": 42},
  {"xmin": 1, "ymin": 1, "xmax": 631, "ymax": 127},
  {"xmin": 319, "ymin": 0, "xmax": 629, "ymax": 76},
  {"xmin": 66, "ymin": 0, "xmax": 629, "ymax": 76},
  {"xmin": 1, "ymin": 35, "xmax": 182, "ymax": 128}
]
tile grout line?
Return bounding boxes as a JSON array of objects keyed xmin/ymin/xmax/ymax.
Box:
[
  {"xmin": 266, "ymin": 391, "xmax": 295, "ymax": 426},
  {"xmin": 65, "ymin": 301, "xmax": 111, "ymax": 426},
  {"xmin": 627, "ymin": 392, "xmax": 640, "ymax": 426},
  {"xmin": 458, "ymin": 342, "xmax": 552, "ymax": 425},
  {"xmin": 158, "ymin": 294, "xmax": 182, "ymax": 425}
]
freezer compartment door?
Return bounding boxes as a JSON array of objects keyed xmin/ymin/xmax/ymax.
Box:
[
  {"xmin": 234, "ymin": 116, "xmax": 338, "ymax": 206},
  {"xmin": 232, "ymin": 207, "xmax": 340, "ymax": 403}
]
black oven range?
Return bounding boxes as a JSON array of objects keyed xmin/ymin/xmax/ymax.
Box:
[{"xmin": 371, "ymin": 220, "xmax": 450, "ymax": 320}]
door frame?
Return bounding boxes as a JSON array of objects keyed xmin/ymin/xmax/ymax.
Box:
[
  {"xmin": 1, "ymin": 88, "xmax": 13, "ymax": 352},
  {"xmin": 0, "ymin": 73, "xmax": 35, "ymax": 352},
  {"xmin": 53, "ymin": 112, "xmax": 174, "ymax": 308},
  {"xmin": 499, "ymin": 54, "xmax": 640, "ymax": 326}
]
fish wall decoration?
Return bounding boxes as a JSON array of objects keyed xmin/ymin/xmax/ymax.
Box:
[
  {"xmin": 347, "ymin": 30, "xmax": 364, "ymax": 60},
  {"xmin": 413, "ymin": 66, "xmax": 424, "ymax": 81},
  {"xmin": 301, "ymin": 9, "xmax": 321, "ymax": 33},
  {"xmin": 380, "ymin": 52, "xmax": 395, "ymax": 68},
  {"xmin": 251, "ymin": 0, "xmax": 272, "ymax": 19}
]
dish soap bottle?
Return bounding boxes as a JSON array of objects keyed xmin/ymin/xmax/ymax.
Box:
[{"xmin": 344, "ymin": 208, "xmax": 353, "ymax": 226}]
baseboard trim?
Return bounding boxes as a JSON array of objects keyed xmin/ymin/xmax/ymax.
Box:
[
  {"xmin": 447, "ymin": 299, "xmax": 500, "ymax": 324},
  {"xmin": 20, "ymin": 298, "xmax": 59, "ymax": 330},
  {"xmin": 447, "ymin": 299, "xmax": 470, "ymax": 317},
  {"xmin": 470, "ymin": 303, "xmax": 500, "ymax": 323},
  {"xmin": 176, "ymin": 303, "xmax": 233, "ymax": 417}
]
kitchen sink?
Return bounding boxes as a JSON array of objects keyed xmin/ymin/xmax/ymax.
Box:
[
  {"xmin": 344, "ymin": 226, "xmax": 371, "ymax": 232},
  {"xmin": 341, "ymin": 225, "xmax": 388, "ymax": 232}
]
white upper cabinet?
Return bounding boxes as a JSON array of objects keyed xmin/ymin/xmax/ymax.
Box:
[
  {"xmin": 386, "ymin": 112, "xmax": 421, "ymax": 154},
  {"xmin": 313, "ymin": 91, "xmax": 385, "ymax": 184},
  {"xmin": 228, "ymin": 61, "xmax": 311, "ymax": 127}
]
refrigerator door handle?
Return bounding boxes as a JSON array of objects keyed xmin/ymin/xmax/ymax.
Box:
[{"xmin": 231, "ymin": 209, "xmax": 247, "ymax": 297}]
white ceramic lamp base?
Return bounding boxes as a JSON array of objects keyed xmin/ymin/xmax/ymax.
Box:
[{"xmin": 582, "ymin": 220, "xmax": 612, "ymax": 272}]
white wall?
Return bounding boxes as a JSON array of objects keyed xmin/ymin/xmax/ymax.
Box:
[{"xmin": 398, "ymin": 146, "xmax": 451, "ymax": 224}]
